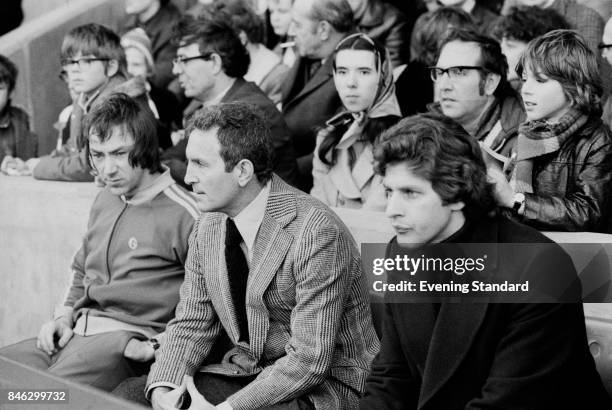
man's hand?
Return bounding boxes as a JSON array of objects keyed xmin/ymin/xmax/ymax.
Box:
[
  {"xmin": 25, "ymin": 157, "xmax": 41, "ymax": 174},
  {"xmin": 123, "ymin": 338, "xmax": 156, "ymax": 362},
  {"xmin": 36, "ymin": 317, "xmax": 73, "ymax": 356},
  {"xmin": 1, "ymin": 156, "xmax": 31, "ymax": 176},
  {"xmin": 185, "ymin": 375, "xmax": 216, "ymax": 409},
  {"xmin": 151, "ymin": 385, "xmax": 185, "ymax": 410},
  {"xmin": 487, "ymin": 166, "xmax": 515, "ymax": 208}
]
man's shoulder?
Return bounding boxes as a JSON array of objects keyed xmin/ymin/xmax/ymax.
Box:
[{"xmin": 157, "ymin": 183, "xmax": 199, "ymax": 221}]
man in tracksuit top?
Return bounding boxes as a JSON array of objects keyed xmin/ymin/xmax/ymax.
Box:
[{"xmin": 0, "ymin": 93, "xmax": 199, "ymax": 391}]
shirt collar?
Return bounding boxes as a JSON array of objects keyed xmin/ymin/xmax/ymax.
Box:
[
  {"xmin": 121, "ymin": 167, "xmax": 175, "ymax": 205},
  {"xmin": 232, "ymin": 181, "xmax": 271, "ymax": 261}
]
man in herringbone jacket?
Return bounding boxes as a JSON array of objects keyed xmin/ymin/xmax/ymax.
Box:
[{"xmin": 118, "ymin": 102, "xmax": 380, "ymax": 410}]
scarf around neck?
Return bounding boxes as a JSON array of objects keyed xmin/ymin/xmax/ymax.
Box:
[{"xmin": 510, "ymin": 107, "xmax": 588, "ymax": 193}]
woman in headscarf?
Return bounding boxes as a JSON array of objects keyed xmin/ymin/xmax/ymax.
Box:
[{"xmin": 311, "ymin": 33, "xmax": 401, "ymax": 210}]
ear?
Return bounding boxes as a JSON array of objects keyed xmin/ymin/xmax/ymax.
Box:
[
  {"xmin": 318, "ymin": 20, "xmax": 332, "ymax": 41},
  {"xmin": 484, "ymin": 72, "xmax": 501, "ymax": 96},
  {"xmin": 234, "ymin": 159, "xmax": 256, "ymax": 187},
  {"xmin": 105, "ymin": 59, "xmax": 119, "ymax": 77},
  {"xmin": 448, "ymin": 201, "xmax": 465, "ymax": 212},
  {"xmin": 210, "ymin": 53, "xmax": 224, "ymax": 76},
  {"xmin": 238, "ymin": 31, "xmax": 249, "ymax": 46}
]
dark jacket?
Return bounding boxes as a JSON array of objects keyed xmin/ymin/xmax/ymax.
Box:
[
  {"xmin": 361, "ymin": 214, "xmax": 612, "ymax": 410},
  {"xmin": 121, "ymin": 2, "xmax": 181, "ymax": 90},
  {"xmin": 356, "ymin": 0, "xmax": 409, "ymax": 67},
  {"xmin": 162, "ymin": 78, "xmax": 299, "ymax": 188},
  {"xmin": 282, "ymin": 55, "xmax": 342, "ymax": 191},
  {"xmin": 0, "ymin": 105, "xmax": 37, "ymax": 164},
  {"xmin": 520, "ymin": 116, "xmax": 612, "ymax": 233},
  {"xmin": 395, "ymin": 60, "xmax": 432, "ymax": 117}
]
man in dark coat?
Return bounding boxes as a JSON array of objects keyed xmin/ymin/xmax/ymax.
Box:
[
  {"xmin": 281, "ymin": 0, "xmax": 354, "ymax": 191},
  {"xmin": 360, "ymin": 113, "xmax": 611, "ymax": 410},
  {"xmin": 161, "ymin": 16, "xmax": 299, "ymax": 188}
]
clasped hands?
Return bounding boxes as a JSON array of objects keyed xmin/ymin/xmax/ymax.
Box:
[
  {"xmin": 152, "ymin": 375, "xmax": 219, "ymax": 410},
  {"xmin": 0, "ymin": 155, "xmax": 38, "ymax": 176}
]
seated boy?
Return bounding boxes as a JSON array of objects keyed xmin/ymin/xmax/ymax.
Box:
[
  {"xmin": 0, "ymin": 54, "xmax": 37, "ymax": 175},
  {"xmin": 28, "ymin": 23, "xmax": 150, "ymax": 181}
]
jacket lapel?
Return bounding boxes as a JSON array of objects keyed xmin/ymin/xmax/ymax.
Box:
[
  {"xmin": 284, "ymin": 57, "xmax": 334, "ymax": 109},
  {"xmin": 247, "ymin": 176, "xmax": 296, "ymax": 359},
  {"xmin": 201, "ymin": 214, "xmax": 244, "ymax": 344},
  {"xmin": 418, "ymin": 303, "xmax": 489, "ymax": 408}
]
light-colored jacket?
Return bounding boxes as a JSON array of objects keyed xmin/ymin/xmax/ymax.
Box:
[
  {"xmin": 147, "ymin": 175, "xmax": 380, "ymax": 410},
  {"xmin": 311, "ymin": 128, "xmax": 387, "ymax": 211}
]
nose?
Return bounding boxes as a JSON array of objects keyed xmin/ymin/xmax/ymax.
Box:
[
  {"xmin": 385, "ymin": 191, "xmax": 404, "ymax": 219},
  {"xmin": 184, "ymin": 163, "xmax": 196, "ymax": 186},
  {"xmin": 101, "ymin": 156, "xmax": 117, "ymax": 176},
  {"xmin": 346, "ymin": 72, "xmax": 358, "ymax": 88},
  {"xmin": 172, "ymin": 61, "xmax": 182, "ymax": 76},
  {"xmin": 436, "ymin": 72, "xmax": 453, "ymax": 90}
]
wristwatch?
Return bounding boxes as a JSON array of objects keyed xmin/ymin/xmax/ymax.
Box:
[
  {"xmin": 148, "ymin": 338, "xmax": 160, "ymax": 351},
  {"xmin": 512, "ymin": 192, "xmax": 526, "ymax": 215}
]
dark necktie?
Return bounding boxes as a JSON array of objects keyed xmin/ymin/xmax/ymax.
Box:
[
  {"xmin": 307, "ymin": 59, "xmax": 322, "ymax": 82},
  {"xmin": 225, "ymin": 218, "xmax": 250, "ymax": 343}
]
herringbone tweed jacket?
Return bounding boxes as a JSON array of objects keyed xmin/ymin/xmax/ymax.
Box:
[{"xmin": 147, "ymin": 175, "xmax": 380, "ymax": 410}]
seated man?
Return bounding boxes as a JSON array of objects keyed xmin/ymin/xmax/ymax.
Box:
[
  {"xmin": 29, "ymin": 23, "xmax": 151, "ymax": 182},
  {"xmin": 429, "ymin": 29, "xmax": 525, "ymax": 159},
  {"xmin": 493, "ymin": 5, "xmax": 568, "ymax": 91},
  {"xmin": 282, "ymin": 0, "xmax": 354, "ymax": 191},
  {"xmin": 0, "ymin": 94, "xmax": 198, "ymax": 392},
  {"xmin": 161, "ymin": 16, "xmax": 299, "ymax": 188},
  {"xmin": 360, "ymin": 113, "xmax": 612, "ymax": 409},
  {"xmin": 117, "ymin": 102, "xmax": 379, "ymax": 409}
]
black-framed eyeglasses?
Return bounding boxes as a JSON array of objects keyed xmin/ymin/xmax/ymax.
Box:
[
  {"xmin": 61, "ymin": 57, "xmax": 109, "ymax": 70},
  {"xmin": 598, "ymin": 43, "xmax": 612, "ymax": 50},
  {"xmin": 429, "ymin": 66, "xmax": 486, "ymax": 82},
  {"xmin": 172, "ymin": 54, "xmax": 213, "ymax": 68}
]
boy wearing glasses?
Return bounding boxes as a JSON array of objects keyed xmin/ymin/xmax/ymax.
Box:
[
  {"xmin": 0, "ymin": 94, "xmax": 198, "ymax": 391},
  {"xmin": 28, "ymin": 23, "xmax": 150, "ymax": 182},
  {"xmin": 428, "ymin": 29, "xmax": 525, "ymax": 160}
]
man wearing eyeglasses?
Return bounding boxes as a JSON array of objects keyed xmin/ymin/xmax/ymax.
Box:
[
  {"xmin": 428, "ymin": 29, "xmax": 525, "ymax": 161},
  {"xmin": 602, "ymin": 17, "xmax": 612, "ymax": 128},
  {"xmin": 159, "ymin": 16, "xmax": 299, "ymax": 189},
  {"xmin": 27, "ymin": 23, "xmax": 151, "ymax": 182}
]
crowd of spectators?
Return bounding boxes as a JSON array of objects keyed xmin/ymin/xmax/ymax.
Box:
[{"xmin": 2, "ymin": 0, "xmax": 612, "ymax": 408}]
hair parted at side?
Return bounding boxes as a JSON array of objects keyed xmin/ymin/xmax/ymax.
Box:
[
  {"xmin": 517, "ymin": 29, "xmax": 602, "ymax": 116},
  {"xmin": 309, "ymin": 0, "xmax": 354, "ymax": 34},
  {"xmin": 208, "ymin": 0, "xmax": 264, "ymax": 44},
  {"xmin": 439, "ymin": 29, "xmax": 510, "ymax": 97},
  {"xmin": 61, "ymin": 23, "xmax": 127, "ymax": 76},
  {"xmin": 85, "ymin": 93, "xmax": 162, "ymax": 173},
  {"xmin": 186, "ymin": 102, "xmax": 273, "ymax": 183},
  {"xmin": 174, "ymin": 16, "xmax": 250, "ymax": 78},
  {"xmin": 374, "ymin": 113, "xmax": 496, "ymax": 219},
  {"xmin": 0, "ymin": 54, "xmax": 18, "ymax": 92}
]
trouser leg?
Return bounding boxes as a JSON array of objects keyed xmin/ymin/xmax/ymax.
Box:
[{"xmin": 0, "ymin": 337, "xmax": 53, "ymax": 370}]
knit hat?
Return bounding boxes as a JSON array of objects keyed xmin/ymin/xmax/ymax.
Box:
[{"xmin": 121, "ymin": 28, "xmax": 155, "ymax": 72}]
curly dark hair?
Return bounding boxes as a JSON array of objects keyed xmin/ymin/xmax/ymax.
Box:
[
  {"xmin": 374, "ymin": 113, "xmax": 496, "ymax": 220},
  {"xmin": 493, "ymin": 6, "xmax": 569, "ymax": 44},
  {"xmin": 174, "ymin": 16, "xmax": 250, "ymax": 78}
]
